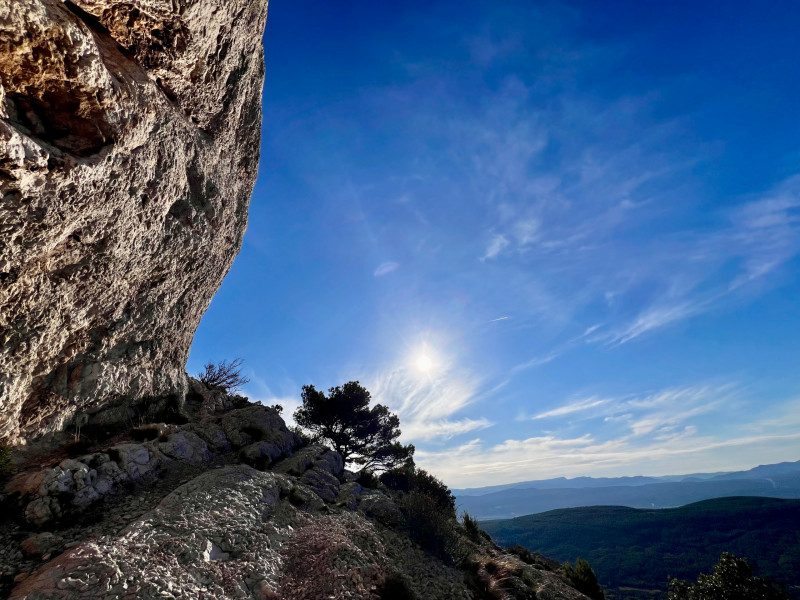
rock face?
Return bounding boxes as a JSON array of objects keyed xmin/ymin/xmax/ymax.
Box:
[{"xmin": 0, "ymin": 0, "xmax": 269, "ymax": 444}]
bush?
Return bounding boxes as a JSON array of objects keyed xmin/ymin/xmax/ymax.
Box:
[
  {"xmin": 462, "ymin": 511, "xmax": 482, "ymax": 543},
  {"xmin": 197, "ymin": 358, "xmax": 250, "ymax": 393},
  {"xmin": 380, "ymin": 466, "xmax": 414, "ymax": 493},
  {"xmin": 507, "ymin": 545, "xmax": 555, "ymax": 570},
  {"xmin": 356, "ymin": 470, "xmax": 380, "ymax": 489},
  {"xmin": 398, "ymin": 491, "xmax": 459, "ymax": 561},
  {"xmin": 379, "ymin": 463, "xmax": 460, "ymax": 560},
  {"xmin": 563, "ymin": 558, "xmax": 605, "ymax": 600},
  {"xmin": 289, "ymin": 425, "xmax": 313, "ymax": 447},
  {"xmin": 278, "ymin": 514, "xmax": 383, "ymax": 599},
  {"xmin": 669, "ymin": 552, "xmax": 788, "ymax": 600},
  {"xmin": 412, "ymin": 468, "xmax": 455, "ymax": 513},
  {"xmin": 382, "ymin": 465, "xmax": 455, "ymax": 514}
]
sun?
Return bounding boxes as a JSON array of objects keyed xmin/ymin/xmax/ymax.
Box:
[{"xmin": 415, "ymin": 353, "xmax": 433, "ymax": 373}]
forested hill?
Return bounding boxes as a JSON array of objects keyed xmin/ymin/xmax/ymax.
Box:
[{"xmin": 482, "ymin": 496, "xmax": 800, "ymax": 600}]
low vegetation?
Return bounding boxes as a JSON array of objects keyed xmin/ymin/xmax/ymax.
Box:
[
  {"xmin": 462, "ymin": 511, "xmax": 483, "ymax": 543},
  {"xmin": 563, "ymin": 558, "xmax": 605, "ymax": 600},
  {"xmin": 197, "ymin": 358, "xmax": 250, "ymax": 393},
  {"xmin": 669, "ymin": 552, "xmax": 789, "ymax": 600}
]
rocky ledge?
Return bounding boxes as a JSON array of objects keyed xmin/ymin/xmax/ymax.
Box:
[{"xmin": 1, "ymin": 385, "xmax": 590, "ymax": 600}]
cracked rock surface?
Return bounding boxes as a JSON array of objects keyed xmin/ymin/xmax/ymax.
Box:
[{"xmin": 0, "ymin": 0, "xmax": 269, "ymax": 444}]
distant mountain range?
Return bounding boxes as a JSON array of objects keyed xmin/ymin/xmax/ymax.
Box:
[
  {"xmin": 454, "ymin": 460, "xmax": 800, "ymax": 519},
  {"xmin": 481, "ymin": 496, "xmax": 800, "ymax": 600}
]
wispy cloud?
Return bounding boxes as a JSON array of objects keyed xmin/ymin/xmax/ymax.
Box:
[
  {"xmin": 509, "ymin": 351, "xmax": 562, "ymax": 375},
  {"xmin": 528, "ymin": 396, "xmax": 609, "ymax": 420},
  {"xmin": 366, "ymin": 355, "xmax": 493, "ymax": 442},
  {"xmin": 605, "ymin": 302, "xmax": 705, "ymax": 347},
  {"xmin": 418, "ymin": 428, "xmax": 800, "ymax": 488},
  {"xmin": 482, "ymin": 234, "xmax": 510, "ymax": 260},
  {"xmin": 403, "ymin": 418, "xmax": 493, "ymax": 442},
  {"xmin": 417, "ymin": 383, "xmax": 799, "ymax": 488},
  {"xmin": 374, "ymin": 261, "xmax": 399, "ymax": 277},
  {"xmin": 596, "ymin": 176, "xmax": 800, "ymax": 347}
]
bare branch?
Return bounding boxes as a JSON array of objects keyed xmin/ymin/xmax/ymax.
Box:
[{"xmin": 196, "ymin": 358, "xmax": 250, "ymax": 393}]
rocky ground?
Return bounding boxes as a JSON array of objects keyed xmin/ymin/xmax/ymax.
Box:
[{"xmin": 1, "ymin": 381, "xmax": 589, "ymax": 600}]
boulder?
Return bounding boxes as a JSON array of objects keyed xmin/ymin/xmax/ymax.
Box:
[
  {"xmin": 186, "ymin": 422, "xmax": 231, "ymax": 452},
  {"xmin": 112, "ymin": 443, "xmax": 161, "ymax": 480},
  {"xmin": 358, "ymin": 493, "xmax": 404, "ymax": 528},
  {"xmin": 336, "ymin": 482, "xmax": 364, "ymax": 510},
  {"xmin": 273, "ymin": 445, "xmax": 344, "ymax": 479},
  {"xmin": 158, "ymin": 431, "xmax": 212, "ymax": 463},
  {"xmin": 20, "ymin": 533, "xmax": 62, "ymax": 558},
  {"xmin": 10, "ymin": 465, "xmax": 288, "ymax": 599},
  {"xmin": 220, "ymin": 405, "xmax": 300, "ymax": 453},
  {"xmin": 240, "ymin": 441, "xmax": 287, "ymax": 470},
  {"xmin": 299, "ymin": 468, "xmax": 341, "ymax": 503}
]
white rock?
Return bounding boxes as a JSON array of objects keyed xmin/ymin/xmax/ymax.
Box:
[{"xmin": 0, "ymin": 0, "xmax": 269, "ymax": 445}]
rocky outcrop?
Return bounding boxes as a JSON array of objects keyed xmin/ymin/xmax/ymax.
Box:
[
  {"xmin": 7, "ymin": 465, "xmax": 475, "ymax": 600},
  {"xmin": 7, "ymin": 403, "xmax": 299, "ymax": 526},
  {"xmin": 9, "ymin": 462, "xmax": 591, "ymax": 600},
  {"xmin": 0, "ymin": 0, "xmax": 269, "ymax": 445},
  {"xmin": 1, "ymin": 393, "xmax": 592, "ymax": 599}
]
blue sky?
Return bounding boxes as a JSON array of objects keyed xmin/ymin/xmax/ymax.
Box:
[{"xmin": 189, "ymin": 0, "xmax": 800, "ymax": 487}]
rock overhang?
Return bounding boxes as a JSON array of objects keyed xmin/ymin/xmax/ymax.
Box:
[{"xmin": 0, "ymin": 0, "xmax": 270, "ymax": 445}]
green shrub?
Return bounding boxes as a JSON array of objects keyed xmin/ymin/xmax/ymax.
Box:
[
  {"xmin": 398, "ymin": 491, "xmax": 459, "ymax": 561},
  {"xmin": 380, "ymin": 466, "xmax": 414, "ymax": 492},
  {"xmin": 507, "ymin": 545, "xmax": 555, "ymax": 571},
  {"xmin": 462, "ymin": 511, "xmax": 482, "ymax": 542},
  {"xmin": 412, "ymin": 468, "xmax": 455, "ymax": 513},
  {"xmin": 669, "ymin": 552, "xmax": 788, "ymax": 600},
  {"xmin": 357, "ymin": 470, "xmax": 380, "ymax": 489},
  {"xmin": 382, "ymin": 465, "xmax": 455, "ymax": 512},
  {"xmin": 563, "ymin": 558, "xmax": 605, "ymax": 600},
  {"xmin": 289, "ymin": 425, "xmax": 313, "ymax": 446}
]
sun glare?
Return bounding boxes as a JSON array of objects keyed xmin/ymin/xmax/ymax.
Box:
[{"xmin": 415, "ymin": 353, "xmax": 433, "ymax": 372}]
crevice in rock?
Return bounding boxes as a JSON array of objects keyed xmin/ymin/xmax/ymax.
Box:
[{"xmin": 63, "ymin": 1, "xmax": 117, "ymax": 44}]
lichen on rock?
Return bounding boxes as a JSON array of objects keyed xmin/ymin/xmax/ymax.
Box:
[{"xmin": 0, "ymin": 0, "xmax": 269, "ymax": 445}]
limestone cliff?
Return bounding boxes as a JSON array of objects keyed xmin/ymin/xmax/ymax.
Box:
[{"xmin": 0, "ymin": 0, "xmax": 268, "ymax": 445}]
